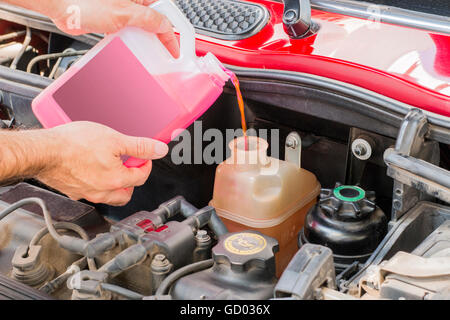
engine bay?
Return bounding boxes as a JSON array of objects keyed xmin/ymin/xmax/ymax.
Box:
[{"xmin": 0, "ymin": 13, "xmax": 450, "ymax": 301}]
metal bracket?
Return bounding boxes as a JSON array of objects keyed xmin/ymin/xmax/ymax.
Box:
[
  {"xmin": 385, "ymin": 109, "xmax": 442, "ymax": 221},
  {"xmin": 384, "ymin": 150, "xmax": 450, "ymax": 203},
  {"xmin": 285, "ymin": 132, "xmax": 302, "ymax": 169}
]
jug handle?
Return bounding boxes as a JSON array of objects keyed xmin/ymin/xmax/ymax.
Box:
[{"xmin": 150, "ymin": 0, "xmax": 196, "ymax": 61}]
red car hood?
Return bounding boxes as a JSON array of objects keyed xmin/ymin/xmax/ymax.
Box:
[{"xmin": 193, "ymin": 0, "xmax": 450, "ymax": 117}]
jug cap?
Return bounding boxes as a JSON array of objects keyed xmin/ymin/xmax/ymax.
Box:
[{"xmin": 201, "ymin": 52, "xmax": 230, "ymax": 85}]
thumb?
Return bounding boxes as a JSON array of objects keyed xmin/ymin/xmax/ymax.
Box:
[{"xmin": 120, "ymin": 135, "xmax": 169, "ymax": 160}]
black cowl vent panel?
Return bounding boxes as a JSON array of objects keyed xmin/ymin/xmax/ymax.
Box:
[{"xmin": 174, "ymin": 0, "xmax": 270, "ymax": 40}]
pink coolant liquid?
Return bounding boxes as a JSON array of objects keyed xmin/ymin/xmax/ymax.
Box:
[
  {"xmin": 224, "ymin": 69, "xmax": 249, "ymax": 150},
  {"xmin": 34, "ymin": 37, "xmax": 225, "ymax": 167},
  {"xmin": 124, "ymin": 71, "xmax": 224, "ymax": 168}
]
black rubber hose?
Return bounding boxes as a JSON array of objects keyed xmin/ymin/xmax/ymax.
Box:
[
  {"xmin": 155, "ymin": 259, "xmax": 214, "ymax": 296},
  {"xmin": 179, "ymin": 198, "xmax": 228, "ymax": 237}
]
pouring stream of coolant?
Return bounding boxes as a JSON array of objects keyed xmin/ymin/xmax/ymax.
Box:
[{"xmin": 224, "ymin": 69, "xmax": 248, "ymax": 150}]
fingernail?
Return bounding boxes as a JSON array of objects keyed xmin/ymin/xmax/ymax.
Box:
[
  {"xmin": 158, "ymin": 18, "xmax": 172, "ymax": 33},
  {"xmin": 155, "ymin": 142, "xmax": 169, "ymax": 157}
]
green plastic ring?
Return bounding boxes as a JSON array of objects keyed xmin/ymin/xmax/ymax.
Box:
[{"xmin": 333, "ymin": 185, "xmax": 365, "ymax": 202}]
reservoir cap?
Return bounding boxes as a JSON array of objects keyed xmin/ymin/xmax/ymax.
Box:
[
  {"xmin": 212, "ymin": 230, "xmax": 279, "ymax": 273},
  {"xmin": 320, "ymin": 183, "xmax": 377, "ymax": 220}
]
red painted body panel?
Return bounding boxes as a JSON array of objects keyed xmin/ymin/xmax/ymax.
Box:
[{"xmin": 193, "ymin": 0, "xmax": 450, "ymax": 117}]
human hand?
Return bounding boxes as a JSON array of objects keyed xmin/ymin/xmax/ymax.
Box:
[
  {"xmin": 49, "ymin": 0, "xmax": 179, "ymax": 57},
  {"xmin": 36, "ymin": 121, "xmax": 169, "ymax": 206}
]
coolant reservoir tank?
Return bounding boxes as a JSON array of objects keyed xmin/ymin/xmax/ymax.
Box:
[{"xmin": 210, "ymin": 136, "xmax": 320, "ymax": 276}]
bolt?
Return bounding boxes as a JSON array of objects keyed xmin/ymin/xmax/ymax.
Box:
[
  {"xmin": 152, "ymin": 254, "xmax": 169, "ymax": 268},
  {"xmin": 354, "ymin": 144, "xmax": 367, "ymax": 157},
  {"xmin": 351, "ymin": 138, "xmax": 372, "ymax": 160},
  {"xmin": 195, "ymin": 230, "xmax": 211, "ymax": 243},
  {"xmin": 196, "ymin": 230, "xmax": 207, "ymax": 237},
  {"xmin": 151, "ymin": 254, "xmax": 171, "ymax": 275},
  {"xmin": 284, "ymin": 10, "xmax": 297, "ymax": 23},
  {"xmin": 285, "ymin": 137, "xmax": 298, "ymax": 149}
]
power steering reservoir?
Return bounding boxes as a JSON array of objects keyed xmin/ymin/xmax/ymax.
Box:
[{"xmin": 299, "ymin": 183, "xmax": 388, "ymax": 273}]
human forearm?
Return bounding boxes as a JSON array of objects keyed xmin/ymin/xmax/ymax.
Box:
[
  {"xmin": 0, "ymin": 129, "xmax": 57, "ymax": 185},
  {"xmin": 1, "ymin": 122, "xmax": 168, "ymax": 206},
  {"xmin": 0, "ymin": 0, "xmax": 64, "ymax": 17},
  {"xmin": 1, "ymin": 0, "xmax": 179, "ymax": 57}
]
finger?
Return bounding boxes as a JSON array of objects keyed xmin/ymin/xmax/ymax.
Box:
[
  {"xmin": 121, "ymin": 160, "xmax": 153, "ymax": 188},
  {"xmin": 126, "ymin": 5, "xmax": 179, "ymax": 56},
  {"xmin": 119, "ymin": 134, "xmax": 169, "ymax": 160},
  {"xmin": 158, "ymin": 32, "xmax": 180, "ymax": 58}
]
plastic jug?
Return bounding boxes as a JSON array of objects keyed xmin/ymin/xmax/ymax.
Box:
[
  {"xmin": 32, "ymin": 0, "xmax": 229, "ymax": 167},
  {"xmin": 210, "ymin": 136, "xmax": 321, "ymax": 276}
]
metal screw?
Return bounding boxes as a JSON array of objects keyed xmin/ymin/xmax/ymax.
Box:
[{"xmin": 285, "ymin": 137, "xmax": 298, "ymax": 149}]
